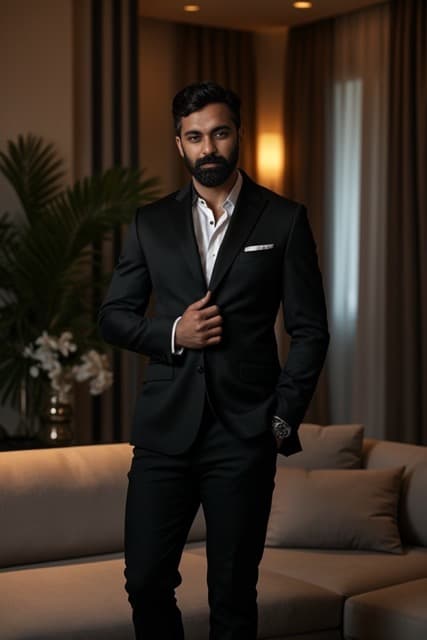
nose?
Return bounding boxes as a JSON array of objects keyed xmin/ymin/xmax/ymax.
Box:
[{"xmin": 201, "ymin": 135, "xmax": 216, "ymax": 156}]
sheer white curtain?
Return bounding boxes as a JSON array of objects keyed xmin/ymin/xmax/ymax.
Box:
[{"xmin": 326, "ymin": 3, "xmax": 390, "ymax": 437}]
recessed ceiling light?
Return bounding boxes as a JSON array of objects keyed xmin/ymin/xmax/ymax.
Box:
[
  {"xmin": 184, "ymin": 4, "xmax": 200, "ymax": 11},
  {"xmin": 293, "ymin": 1, "xmax": 313, "ymax": 8}
]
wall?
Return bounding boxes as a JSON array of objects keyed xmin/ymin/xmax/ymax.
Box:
[{"xmin": 0, "ymin": 0, "xmax": 75, "ymax": 189}]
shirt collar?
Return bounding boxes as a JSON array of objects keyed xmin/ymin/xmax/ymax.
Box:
[
  {"xmin": 223, "ymin": 170, "xmax": 243, "ymax": 214},
  {"xmin": 192, "ymin": 170, "xmax": 243, "ymax": 216}
]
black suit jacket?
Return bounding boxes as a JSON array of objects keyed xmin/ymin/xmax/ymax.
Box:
[{"xmin": 98, "ymin": 171, "xmax": 329, "ymax": 456}]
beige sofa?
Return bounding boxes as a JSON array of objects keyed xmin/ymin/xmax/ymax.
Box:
[{"xmin": 0, "ymin": 424, "xmax": 426, "ymax": 640}]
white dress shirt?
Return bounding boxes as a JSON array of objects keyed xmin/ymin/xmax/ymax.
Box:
[
  {"xmin": 192, "ymin": 170, "xmax": 243, "ymax": 284},
  {"xmin": 171, "ymin": 171, "xmax": 243, "ymax": 354}
]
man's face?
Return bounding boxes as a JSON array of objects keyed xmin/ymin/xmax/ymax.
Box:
[{"xmin": 175, "ymin": 103, "xmax": 240, "ymax": 188}]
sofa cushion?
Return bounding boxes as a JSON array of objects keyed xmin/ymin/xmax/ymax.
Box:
[
  {"xmin": 259, "ymin": 547, "xmax": 427, "ymax": 597},
  {"xmin": 181, "ymin": 552, "xmax": 342, "ymax": 639},
  {"xmin": 0, "ymin": 553, "xmax": 133, "ymax": 639},
  {"xmin": 363, "ymin": 439, "xmax": 427, "ymax": 547},
  {"xmin": 344, "ymin": 578, "xmax": 427, "ymax": 640},
  {"xmin": 266, "ymin": 466, "xmax": 404, "ymax": 553},
  {"xmin": 0, "ymin": 444, "xmax": 132, "ymax": 568},
  {"xmin": 0, "ymin": 551, "xmax": 343, "ymax": 640},
  {"xmin": 277, "ymin": 423, "xmax": 364, "ymax": 469}
]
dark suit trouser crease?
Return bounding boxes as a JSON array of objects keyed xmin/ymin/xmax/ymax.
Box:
[{"xmin": 124, "ymin": 400, "xmax": 277, "ymax": 640}]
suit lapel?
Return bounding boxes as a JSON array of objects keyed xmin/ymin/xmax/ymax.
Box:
[
  {"xmin": 208, "ymin": 173, "xmax": 268, "ymax": 293},
  {"xmin": 172, "ymin": 183, "xmax": 207, "ymax": 292}
]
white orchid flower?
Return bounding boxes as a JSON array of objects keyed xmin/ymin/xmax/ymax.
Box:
[
  {"xmin": 24, "ymin": 334, "xmax": 113, "ymax": 398},
  {"xmin": 57, "ymin": 331, "xmax": 77, "ymax": 356},
  {"xmin": 35, "ymin": 331, "xmax": 58, "ymax": 351}
]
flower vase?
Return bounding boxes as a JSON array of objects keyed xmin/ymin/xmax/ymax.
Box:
[
  {"xmin": 15, "ymin": 378, "xmax": 39, "ymax": 438},
  {"xmin": 38, "ymin": 389, "xmax": 74, "ymax": 446}
]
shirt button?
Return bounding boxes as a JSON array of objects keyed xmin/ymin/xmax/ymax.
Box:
[
  {"xmin": 197, "ymin": 365, "xmax": 205, "ymax": 374},
  {"xmin": 210, "ymin": 221, "xmax": 214, "ymax": 225}
]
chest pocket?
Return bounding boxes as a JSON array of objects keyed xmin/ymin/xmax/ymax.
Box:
[{"xmin": 232, "ymin": 246, "xmax": 280, "ymax": 285}]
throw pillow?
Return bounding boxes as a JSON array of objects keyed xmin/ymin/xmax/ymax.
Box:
[
  {"xmin": 277, "ymin": 423, "xmax": 364, "ymax": 469},
  {"xmin": 266, "ymin": 466, "xmax": 404, "ymax": 553}
]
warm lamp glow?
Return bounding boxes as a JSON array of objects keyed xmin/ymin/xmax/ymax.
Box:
[
  {"xmin": 293, "ymin": 1, "xmax": 313, "ymax": 8},
  {"xmin": 257, "ymin": 133, "xmax": 284, "ymax": 192},
  {"xmin": 184, "ymin": 4, "xmax": 200, "ymax": 12}
]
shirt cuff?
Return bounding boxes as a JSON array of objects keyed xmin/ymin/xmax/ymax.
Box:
[{"xmin": 171, "ymin": 316, "xmax": 184, "ymax": 355}]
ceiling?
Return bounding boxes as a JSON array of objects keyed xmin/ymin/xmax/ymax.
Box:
[{"xmin": 139, "ymin": 0, "xmax": 383, "ymax": 31}]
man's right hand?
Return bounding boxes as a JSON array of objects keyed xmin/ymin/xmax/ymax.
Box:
[{"xmin": 175, "ymin": 291, "xmax": 222, "ymax": 349}]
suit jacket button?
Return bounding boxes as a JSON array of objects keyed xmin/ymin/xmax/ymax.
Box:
[{"xmin": 197, "ymin": 365, "xmax": 205, "ymax": 374}]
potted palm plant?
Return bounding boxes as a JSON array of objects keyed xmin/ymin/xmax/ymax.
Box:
[{"xmin": 0, "ymin": 134, "xmax": 159, "ymax": 444}]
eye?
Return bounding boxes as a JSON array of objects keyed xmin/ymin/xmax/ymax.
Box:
[
  {"xmin": 187, "ymin": 134, "xmax": 201, "ymax": 143},
  {"xmin": 215, "ymin": 129, "xmax": 229, "ymax": 139}
]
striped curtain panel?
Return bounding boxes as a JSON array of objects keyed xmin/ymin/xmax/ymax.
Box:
[
  {"xmin": 283, "ymin": 19, "xmax": 334, "ymax": 426},
  {"xmin": 385, "ymin": 0, "xmax": 427, "ymax": 444},
  {"xmin": 73, "ymin": 0, "xmax": 140, "ymax": 444}
]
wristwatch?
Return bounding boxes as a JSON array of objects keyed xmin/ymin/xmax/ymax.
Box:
[{"xmin": 272, "ymin": 415, "xmax": 292, "ymax": 441}]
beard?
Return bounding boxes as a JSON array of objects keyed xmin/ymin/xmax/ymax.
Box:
[{"xmin": 182, "ymin": 141, "xmax": 239, "ymax": 187}]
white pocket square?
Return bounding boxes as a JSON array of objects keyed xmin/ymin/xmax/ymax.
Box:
[{"xmin": 243, "ymin": 244, "xmax": 275, "ymax": 252}]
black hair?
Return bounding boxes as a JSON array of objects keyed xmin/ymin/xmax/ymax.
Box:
[{"xmin": 172, "ymin": 81, "xmax": 241, "ymax": 135}]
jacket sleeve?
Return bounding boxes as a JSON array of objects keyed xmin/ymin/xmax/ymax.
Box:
[
  {"xmin": 97, "ymin": 210, "xmax": 175, "ymax": 363},
  {"xmin": 275, "ymin": 204, "xmax": 330, "ymax": 432}
]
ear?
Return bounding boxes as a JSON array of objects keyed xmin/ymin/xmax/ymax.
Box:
[{"xmin": 175, "ymin": 136, "xmax": 184, "ymax": 158}]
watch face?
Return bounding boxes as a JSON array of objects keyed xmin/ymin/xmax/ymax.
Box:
[
  {"xmin": 283, "ymin": 425, "xmax": 292, "ymax": 438},
  {"xmin": 272, "ymin": 416, "xmax": 292, "ymax": 439}
]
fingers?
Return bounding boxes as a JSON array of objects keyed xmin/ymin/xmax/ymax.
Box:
[
  {"xmin": 200, "ymin": 305, "xmax": 221, "ymax": 320},
  {"xmin": 188, "ymin": 291, "xmax": 221, "ymax": 320},
  {"xmin": 194, "ymin": 312, "xmax": 222, "ymax": 336},
  {"xmin": 203, "ymin": 323, "xmax": 222, "ymax": 337},
  {"xmin": 178, "ymin": 291, "xmax": 223, "ymax": 349},
  {"xmin": 202, "ymin": 314, "xmax": 222, "ymax": 330}
]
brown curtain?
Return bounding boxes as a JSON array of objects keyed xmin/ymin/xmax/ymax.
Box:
[
  {"xmin": 385, "ymin": 0, "xmax": 427, "ymax": 444},
  {"xmin": 73, "ymin": 0, "xmax": 140, "ymax": 445},
  {"xmin": 176, "ymin": 24, "xmax": 256, "ymax": 179},
  {"xmin": 283, "ymin": 19, "xmax": 334, "ymax": 425}
]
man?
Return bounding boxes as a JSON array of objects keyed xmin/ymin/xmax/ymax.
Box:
[{"xmin": 98, "ymin": 81, "xmax": 329, "ymax": 640}]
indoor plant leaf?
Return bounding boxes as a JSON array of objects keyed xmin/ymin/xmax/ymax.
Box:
[{"xmin": 0, "ymin": 134, "xmax": 65, "ymax": 223}]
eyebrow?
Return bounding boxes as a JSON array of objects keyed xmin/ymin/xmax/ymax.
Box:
[{"xmin": 182, "ymin": 125, "xmax": 232, "ymax": 138}]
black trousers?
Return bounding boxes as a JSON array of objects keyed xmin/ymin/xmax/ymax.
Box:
[{"xmin": 124, "ymin": 400, "xmax": 277, "ymax": 640}]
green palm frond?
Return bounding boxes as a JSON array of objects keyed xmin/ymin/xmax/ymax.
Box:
[
  {"xmin": 0, "ymin": 213, "xmax": 19, "ymax": 295},
  {"xmin": 0, "ymin": 134, "xmax": 65, "ymax": 222},
  {"xmin": 0, "ymin": 134, "xmax": 160, "ymax": 408},
  {"xmin": 50, "ymin": 166, "xmax": 158, "ymax": 256}
]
